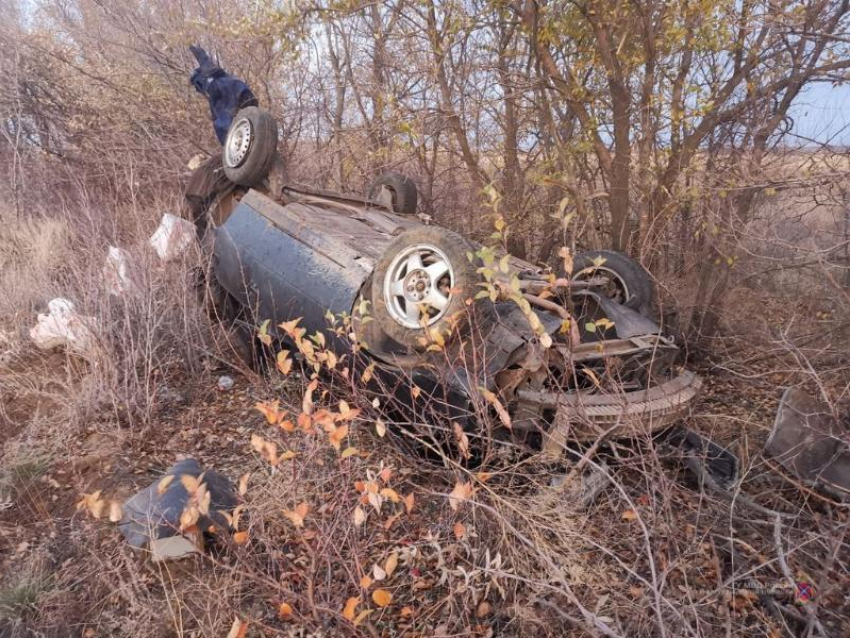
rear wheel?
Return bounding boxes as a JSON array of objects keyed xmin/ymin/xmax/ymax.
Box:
[
  {"xmin": 368, "ymin": 171, "xmax": 418, "ymax": 215},
  {"xmin": 571, "ymin": 249, "xmax": 655, "ymax": 312},
  {"xmin": 371, "ymin": 227, "xmax": 482, "ymax": 351},
  {"xmin": 222, "ymin": 107, "xmax": 279, "ymax": 187}
]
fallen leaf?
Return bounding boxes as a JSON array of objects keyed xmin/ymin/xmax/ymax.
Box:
[
  {"xmin": 226, "ymin": 617, "xmax": 248, "ymax": 638},
  {"xmin": 108, "ymin": 501, "xmax": 123, "ymax": 522},
  {"xmin": 353, "ymin": 609, "xmax": 373, "ymax": 626},
  {"xmin": 379, "ymin": 467, "xmax": 392, "ymax": 483},
  {"xmin": 283, "ymin": 502, "xmax": 310, "ymax": 528},
  {"xmin": 180, "ymin": 474, "xmax": 200, "ymax": 494},
  {"xmin": 400, "ymin": 606, "xmax": 414, "ymax": 617},
  {"xmin": 372, "ymin": 589, "xmax": 392, "ymax": 607},
  {"xmin": 238, "ymin": 473, "xmax": 250, "ymax": 496},
  {"xmin": 477, "ymin": 601, "xmax": 491, "ymax": 617},
  {"xmin": 375, "ymin": 420, "xmax": 387, "ymax": 437},
  {"xmin": 281, "ymin": 449, "xmax": 297, "ymax": 461},
  {"xmin": 279, "ymin": 419, "xmax": 295, "ymax": 433},
  {"xmin": 384, "ymin": 552, "xmax": 399, "ymax": 577},
  {"xmin": 480, "ymin": 388, "xmax": 511, "ymax": 429},
  {"xmin": 255, "ymin": 400, "xmax": 284, "ymax": 425},
  {"xmin": 297, "ymin": 412, "xmax": 313, "ymax": 432},
  {"xmin": 453, "ymin": 522, "xmax": 466, "ymax": 540},
  {"xmin": 403, "ymin": 492, "xmax": 415, "ymax": 514},
  {"xmin": 372, "ymin": 563, "xmax": 387, "ymax": 581},
  {"xmin": 278, "ymin": 318, "xmax": 302, "ymax": 338},
  {"xmin": 448, "ymin": 481, "xmax": 474, "ymax": 511},
  {"xmin": 233, "ymin": 531, "xmax": 249, "ymax": 545},
  {"xmin": 353, "ymin": 506, "xmax": 367, "ymax": 528},
  {"xmin": 384, "ymin": 512, "xmax": 402, "ymax": 531},
  {"xmin": 622, "ymin": 509, "xmax": 639, "ymax": 522},
  {"xmin": 379, "ymin": 488, "xmax": 400, "ymax": 503},
  {"xmin": 302, "ymin": 379, "xmax": 318, "ymax": 415},
  {"xmin": 360, "ymin": 575, "xmax": 373, "ymax": 589},
  {"xmin": 343, "ymin": 596, "xmax": 359, "ymax": 622},
  {"xmin": 157, "ymin": 476, "xmax": 174, "ymax": 494},
  {"xmin": 180, "ymin": 505, "xmax": 199, "ymax": 530},
  {"xmin": 278, "ymin": 602, "xmax": 294, "ymax": 621},
  {"xmin": 329, "ymin": 424, "xmax": 349, "ymax": 451}
]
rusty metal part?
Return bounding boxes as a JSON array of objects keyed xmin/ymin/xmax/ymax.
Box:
[{"xmin": 514, "ymin": 370, "xmax": 702, "ymax": 453}]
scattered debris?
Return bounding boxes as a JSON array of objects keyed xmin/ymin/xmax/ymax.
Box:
[
  {"xmin": 29, "ymin": 298, "xmax": 96, "ymax": 355},
  {"xmin": 118, "ymin": 458, "xmax": 237, "ymax": 554},
  {"xmin": 103, "ymin": 245, "xmax": 139, "ymax": 296},
  {"xmin": 149, "ymin": 213, "xmax": 197, "ymax": 262},
  {"xmin": 217, "ymin": 375, "xmax": 235, "ymax": 391},
  {"xmin": 767, "ymin": 387, "xmax": 849, "ymax": 500}
]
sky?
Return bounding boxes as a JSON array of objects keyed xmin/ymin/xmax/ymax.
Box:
[{"xmin": 788, "ymin": 81, "xmax": 850, "ymax": 147}]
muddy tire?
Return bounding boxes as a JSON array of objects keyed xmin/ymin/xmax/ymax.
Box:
[
  {"xmin": 572, "ymin": 249, "xmax": 655, "ymax": 312},
  {"xmin": 371, "ymin": 227, "xmax": 482, "ymax": 351},
  {"xmin": 222, "ymin": 107, "xmax": 279, "ymax": 187},
  {"xmin": 368, "ymin": 171, "xmax": 418, "ymax": 215}
]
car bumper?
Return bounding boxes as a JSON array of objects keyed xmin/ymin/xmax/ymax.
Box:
[{"xmin": 516, "ymin": 370, "xmax": 703, "ymax": 455}]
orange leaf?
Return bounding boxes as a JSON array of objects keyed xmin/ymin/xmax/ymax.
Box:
[
  {"xmin": 278, "ymin": 602, "xmax": 294, "ymax": 621},
  {"xmin": 255, "ymin": 400, "xmax": 284, "ymax": 425},
  {"xmin": 302, "ymin": 379, "xmax": 318, "ymax": 415},
  {"xmin": 379, "ymin": 467, "xmax": 392, "ymax": 483},
  {"xmin": 278, "ymin": 318, "xmax": 302, "ymax": 338},
  {"xmin": 279, "ymin": 419, "xmax": 295, "ymax": 433},
  {"xmin": 276, "ymin": 350, "xmax": 293, "ymax": 375},
  {"xmin": 372, "ymin": 589, "xmax": 392, "ymax": 607},
  {"xmin": 403, "ymin": 493, "xmax": 415, "ymax": 514},
  {"xmin": 354, "ymin": 480, "xmax": 366, "ymax": 493},
  {"xmin": 329, "ymin": 424, "xmax": 349, "ymax": 451},
  {"xmin": 226, "ymin": 618, "xmax": 248, "ymax": 638},
  {"xmin": 297, "ymin": 412, "xmax": 313, "ymax": 432},
  {"xmin": 360, "ymin": 575, "xmax": 373, "ymax": 589},
  {"xmin": 453, "ymin": 522, "xmax": 466, "ymax": 540},
  {"xmin": 283, "ymin": 502, "xmax": 310, "ymax": 528},
  {"xmin": 343, "ymin": 596, "xmax": 360, "ymax": 622},
  {"xmin": 233, "ymin": 531, "xmax": 249, "ymax": 545},
  {"xmin": 622, "ymin": 509, "xmax": 639, "ymax": 521},
  {"xmin": 448, "ymin": 481, "xmax": 474, "ymax": 511},
  {"xmin": 379, "ymin": 488, "xmax": 400, "ymax": 503},
  {"xmin": 400, "ymin": 606, "xmax": 414, "ymax": 617},
  {"xmin": 384, "ymin": 512, "xmax": 402, "ymax": 531}
]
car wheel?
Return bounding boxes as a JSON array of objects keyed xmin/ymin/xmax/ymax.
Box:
[
  {"xmin": 368, "ymin": 171, "xmax": 418, "ymax": 215},
  {"xmin": 571, "ymin": 249, "xmax": 655, "ymax": 311},
  {"xmin": 222, "ymin": 107, "xmax": 279, "ymax": 187},
  {"xmin": 371, "ymin": 227, "xmax": 482, "ymax": 351}
]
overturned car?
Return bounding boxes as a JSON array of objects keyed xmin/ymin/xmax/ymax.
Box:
[{"xmin": 201, "ymin": 107, "xmax": 702, "ymax": 459}]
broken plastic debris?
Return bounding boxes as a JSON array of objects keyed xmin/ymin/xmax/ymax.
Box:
[
  {"xmin": 118, "ymin": 458, "xmax": 237, "ymax": 550},
  {"xmin": 103, "ymin": 246, "xmax": 139, "ymax": 296},
  {"xmin": 29, "ymin": 298, "xmax": 96, "ymax": 354},
  {"xmin": 149, "ymin": 213, "xmax": 197, "ymax": 262},
  {"xmin": 217, "ymin": 375, "xmax": 235, "ymax": 391}
]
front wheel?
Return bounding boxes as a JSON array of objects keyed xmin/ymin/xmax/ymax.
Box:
[
  {"xmin": 371, "ymin": 227, "xmax": 482, "ymax": 351},
  {"xmin": 222, "ymin": 107, "xmax": 279, "ymax": 187}
]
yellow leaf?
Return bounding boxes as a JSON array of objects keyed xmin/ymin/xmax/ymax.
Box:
[
  {"xmin": 372, "ymin": 589, "xmax": 392, "ymax": 607},
  {"xmin": 360, "ymin": 575, "xmax": 373, "ymax": 589},
  {"xmin": 257, "ymin": 319, "xmax": 272, "ymax": 346},
  {"xmin": 157, "ymin": 476, "xmax": 174, "ymax": 495},
  {"xmin": 180, "ymin": 474, "xmax": 200, "ymax": 495},
  {"xmin": 353, "ymin": 609, "xmax": 373, "ymax": 626},
  {"xmin": 480, "ymin": 388, "xmax": 512, "ymax": 429},
  {"xmin": 341, "ymin": 447, "xmax": 359, "ymax": 459},
  {"xmin": 278, "ymin": 602, "xmax": 294, "ymax": 621},
  {"xmin": 278, "ymin": 318, "xmax": 302, "ymax": 338},
  {"xmin": 238, "ymin": 473, "xmax": 250, "ymax": 496},
  {"xmin": 233, "ymin": 530, "xmax": 249, "ymax": 545},
  {"xmin": 180, "ymin": 505, "xmax": 200, "ymax": 531},
  {"xmin": 384, "ymin": 552, "xmax": 398, "ymax": 577},
  {"xmin": 353, "ymin": 506, "xmax": 367, "ymax": 528},
  {"xmin": 281, "ymin": 449, "xmax": 297, "ymax": 461},
  {"xmin": 343, "ymin": 596, "xmax": 359, "ymax": 622},
  {"xmin": 403, "ymin": 493, "xmax": 415, "ymax": 514}
]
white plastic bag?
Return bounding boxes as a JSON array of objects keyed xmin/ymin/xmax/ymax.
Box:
[
  {"xmin": 29, "ymin": 298, "xmax": 96, "ymax": 354},
  {"xmin": 149, "ymin": 213, "xmax": 197, "ymax": 262},
  {"xmin": 103, "ymin": 246, "xmax": 138, "ymax": 296}
]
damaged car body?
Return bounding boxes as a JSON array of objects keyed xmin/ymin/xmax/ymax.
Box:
[{"xmin": 203, "ymin": 107, "xmax": 704, "ymax": 461}]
